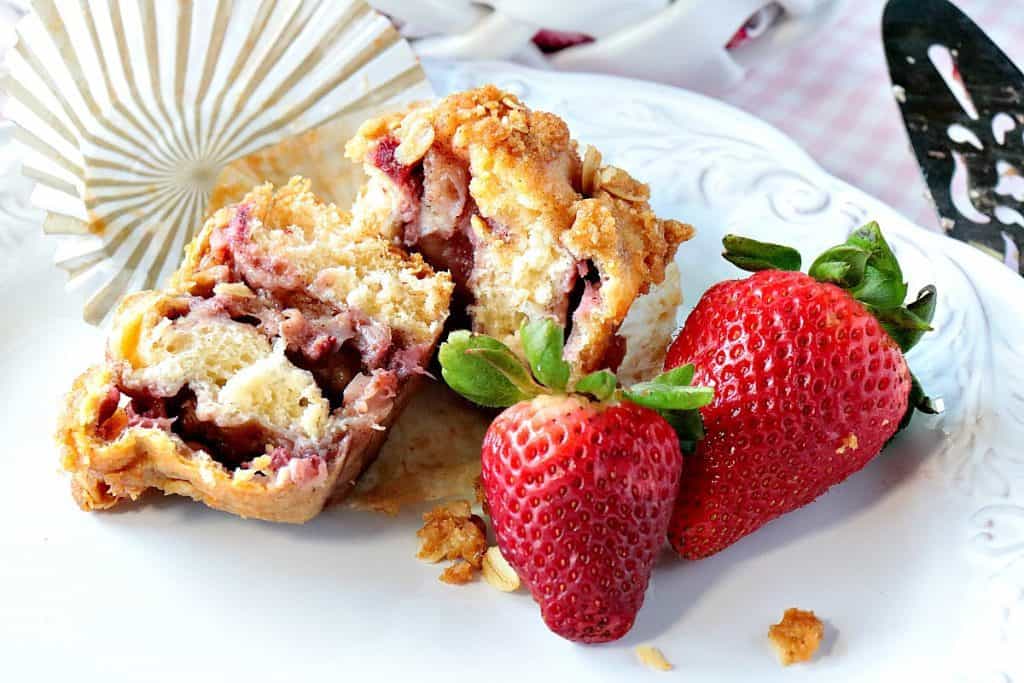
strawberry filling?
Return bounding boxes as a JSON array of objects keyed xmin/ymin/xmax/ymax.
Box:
[
  {"xmin": 97, "ymin": 359, "xmax": 401, "ymax": 476},
  {"xmin": 205, "ymin": 206, "xmax": 422, "ymax": 376},
  {"xmin": 371, "ymin": 143, "xmax": 478, "ymax": 301},
  {"xmin": 374, "ymin": 135, "xmax": 423, "ymax": 224},
  {"xmin": 563, "ymin": 260, "xmax": 623, "ymax": 371},
  {"xmin": 124, "ymin": 394, "xmax": 175, "ymax": 432},
  {"xmin": 168, "ymin": 388, "xmax": 274, "ymax": 466}
]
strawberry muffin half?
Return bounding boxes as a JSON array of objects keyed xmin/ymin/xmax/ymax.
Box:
[
  {"xmin": 57, "ymin": 178, "xmax": 453, "ymax": 522},
  {"xmin": 345, "ymin": 85, "xmax": 693, "ymax": 374}
]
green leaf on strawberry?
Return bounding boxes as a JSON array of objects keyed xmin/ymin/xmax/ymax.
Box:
[
  {"xmin": 575, "ymin": 369, "xmax": 617, "ymax": 401},
  {"xmin": 898, "ymin": 372, "xmax": 943, "ymax": 432},
  {"xmin": 623, "ymin": 373, "xmax": 714, "ymax": 411},
  {"xmin": 845, "ymin": 221, "xmax": 908, "ymax": 309},
  {"xmin": 438, "ymin": 322, "xmax": 714, "ymax": 452},
  {"xmin": 873, "ymin": 292, "xmax": 933, "ymax": 352},
  {"xmin": 720, "ymin": 221, "xmax": 941, "ymax": 430},
  {"xmin": 809, "ymin": 244, "xmax": 869, "ymax": 288},
  {"xmin": 882, "ymin": 285, "xmax": 937, "ymax": 352},
  {"xmin": 652, "ymin": 363, "xmax": 695, "ymax": 387},
  {"xmin": 520, "ymin": 318, "xmax": 571, "ymax": 391},
  {"xmin": 722, "ymin": 234, "xmax": 802, "ymax": 272},
  {"xmin": 659, "ymin": 408, "xmax": 705, "ymax": 453},
  {"xmin": 439, "ymin": 331, "xmax": 541, "ymax": 408}
]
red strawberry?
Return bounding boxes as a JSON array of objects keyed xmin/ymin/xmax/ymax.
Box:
[
  {"xmin": 482, "ymin": 395, "xmax": 681, "ymax": 642},
  {"xmin": 664, "ymin": 224, "xmax": 939, "ymax": 559},
  {"xmin": 439, "ymin": 319, "xmax": 710, "ymax": 642}
]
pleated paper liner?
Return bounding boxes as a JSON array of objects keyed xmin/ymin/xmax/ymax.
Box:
[
  {"xmin": 4, "ymin": 0, "xmax": 432, "ymax": 324},
  {"xmin": 207, "ymin": 104, "xmax": 387, "ymax": 215}
]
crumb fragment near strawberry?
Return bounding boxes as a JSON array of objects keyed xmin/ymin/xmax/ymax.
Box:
[
  {"xmin": 768, "ymin": 608, "xmax": 825, "ymax": 666},
  {"xmin": 635, "ymin": 645, "xmax": 674, "ymax": 672},
  {"xmin": 439, "ymin": 561, "xmax": 476, "ymax": 585},
  {"xmin": 836, "ymin": 433, "xmax": 859, "ymax": 454},
  {"xmin": 439, "ymin": 319, "xmax": 713, "ymax": 643},
  {"xmin": 480, "ymin": 546, "xmax": 520, "ymax": 593},
  {"xmin": 416, "ymin": 500, "xmax": 487, "ymax": 583},
  {"xmin": 664, "ymin": 222, "xmax": 940, "ymax": 559}
]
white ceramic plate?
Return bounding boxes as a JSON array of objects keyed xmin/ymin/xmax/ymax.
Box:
[{"xmin": 2, "ymin": 60, "xmax": 1022, "ymax": 682}]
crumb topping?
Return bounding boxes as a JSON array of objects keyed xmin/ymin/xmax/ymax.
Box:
[
  {"xmin": 416, "ymin": 500, "xmax": 488, "ymax": 583},
  {"xmin": 768, "ymin": 608, "xmax": 825, "ymax": 666},
  {"xmin": 439, "ymin": 561, "xmax": 476, "ymax": 585}
]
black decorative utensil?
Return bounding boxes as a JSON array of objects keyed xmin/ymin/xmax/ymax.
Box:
[{"xmin": 883, "ymin": 0, "xmax": 1024, "ymax": 274}]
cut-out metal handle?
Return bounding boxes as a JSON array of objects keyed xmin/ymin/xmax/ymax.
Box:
[{"xmin": 884, "ymin": 0, "xmax": 1024, "ymax": 274}]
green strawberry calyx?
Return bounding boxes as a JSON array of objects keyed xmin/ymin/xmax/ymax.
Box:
[
  {"xmin": 722, "ymin": 221, "xmax": 941, "ymax": 429},
  {"xmin": 439, "ymin": 319, "xmax": 714, "ymax": 451}
]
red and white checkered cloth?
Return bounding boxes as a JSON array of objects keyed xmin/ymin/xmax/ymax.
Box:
[{"xmin": 720, "ymin": 0, "xmax": 1024, "ymax": 233}]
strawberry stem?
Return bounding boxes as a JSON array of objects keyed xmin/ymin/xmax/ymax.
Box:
[{"xmin": 520, "ymin": 319, "xmax": 571, "ymax": 391}]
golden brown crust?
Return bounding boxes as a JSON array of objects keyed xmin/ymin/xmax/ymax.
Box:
[
  {"xmin": 57, "ymin": 366, "xmax": 412, "ymax": 524},
  {"xmin": 346, "ymin": 85, "xmax": 693, "ymax": 374},
  {"xmin": 768, "ymin": 608, "xmax": 825, "ymax": 666}
]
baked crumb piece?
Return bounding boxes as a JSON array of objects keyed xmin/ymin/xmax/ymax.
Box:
[
  {"xmin": 439, "ymin": 560, "xmax": 475, "ymax": 585},
  {"xmin": 836, "ymin": 433, "xmax": 859, "ymax": 454},
  {"xmin": 768, "ymin": 608, "xmax": 824, "ymax": 666},
  {"xmin": 635, "ymin": 645, "xmax": 673, "ymax": 671},
  {"xmin": 481, "ymin": 546, "xmax": 520, "ymax": 592},
  {"xmin": 416, "ymin": 500, "xmax": 487, "ymax": 583}
]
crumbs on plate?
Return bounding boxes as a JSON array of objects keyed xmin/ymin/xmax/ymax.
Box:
[
  {"xmin": 481, "ymin": 545, "xmax": 520, "ymax": 592},
  {"xmin": 635, "ymin": 645, "xmax": 673, "ymax": 671},
  {"xmin": 416, "ymin": 500, "xmax": 487, "ymax": 584},
  {"xmin": 768, "ymin": 608, "xmax": 825, "ymax": 665}
]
